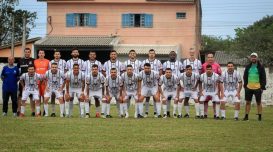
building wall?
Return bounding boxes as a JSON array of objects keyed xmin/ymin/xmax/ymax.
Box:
[
  {"xmin": 0, "ymin": 43, "xmax": 34, "ymax": 58},
  {"xmin": 47, "ymin": 2, "xmax": 199, "ymax": 58}
]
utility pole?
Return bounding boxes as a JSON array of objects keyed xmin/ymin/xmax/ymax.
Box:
[
  {"xmin": 11, "ymin": 14, "xmax": 15, "ymax": 57},
  {"xmin": 22, "ymin": 15, "xmax": 26, "ymax": 56}
]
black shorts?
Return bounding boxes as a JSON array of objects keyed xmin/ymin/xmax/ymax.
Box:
[{"xmin": 245, "ymin": 88, "xmax": 262, "ymax": 103}]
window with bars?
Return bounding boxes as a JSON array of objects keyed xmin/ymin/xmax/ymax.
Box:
[
  {"xmin": 66, "ymin": 13, "xmax": 97, "ymax": 27},
  {"xmin": 122, "ymin": 13, "xmax": 153, "ymax": 28},
  {"xmin": 176, "ymin": 12, "xmax": 186, "ymax": 19}
]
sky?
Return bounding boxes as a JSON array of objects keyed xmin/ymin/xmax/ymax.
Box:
[{"xmin": 17, "ymin": 0, "xmax": 273, "ymax": 39}]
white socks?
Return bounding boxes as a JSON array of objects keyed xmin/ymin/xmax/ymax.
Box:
[
  {"xmin": 21, "ymin": 106, "xmax": 25, "ymax": 114},
  {"xmin": 163, "ymin": 104, "xmax": 167, "ymax": 115},
  {"xmin": 185, "ymin": 105, "xmax": 190, "ymax": 115},
  {"xmin": 156, "ymin": 102, "xmax": 161, "ymax": 116},
  {"xmin": 80, "ymin": 102, "xmax": 85, "ymax": 116},
  {"xmin": 138, "ymin": 102, "xmax": 144, "ymax": 116},
  {"xmin": 173, "ymin": 104, "xmax": 178, "ymax": 115},
  {"xmin": 60, "ymin": 103, "xmax": 64, "ymax": 116},
  {"xmin": 85, "ymin": 102, "xmax": 90, "ymax": 114},
  {"xmin": 234, "ymin": 110, "xmax": 239, "ymax": 118},
  {"xmin": 178, "ymin": 103, "xmax": 182, "ymax": 115},
  {"xmin": 69, "ymin": 100, "xmax": 73, "ymax": 116},
  {"xmin": 102, "ymin": 103, "xmax": 106, "ymax": 115},
  {"xmin": 44, "ymin": 104, "xmax": 49, "ymax": 116},
  {"xmin": 216, "ymin": 104, "xmax": 220, "ymax": 117},
  {"xmin": 65, "ymin": 102, "xmax": 69, "ymax": 115},
  {"xmin": 200, "ymin": 103, "xmax": 204, "ymax": 116},
  {"xmin": 167, "ymin": 100, "xmax": 171, "ymax": 112},
  {"xmin": 221, "ymin": 110, "xmax": 226, "ymax": 118},
  {"xmin": 106, "ymin": 103, "xmax": 110, "ymax": 115},
  {"xmin": 195, "ymin": 103, "xmax": 200, "ymax": 116},
  {"xmin": 36, "ymin": 106, "xmax": 40, "ymax": 115}
]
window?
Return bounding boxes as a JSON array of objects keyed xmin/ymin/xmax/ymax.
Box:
[
  {"xmin": 122, "ymin": 13, "xmax": 153, "ymax": 28},
  {"xmin": 66, "ymin": 13, "xmax": 97, "ymax": 27},
  {"xmin": 176, "ymin": 12, "xmax": 186, "ymax": 19}
]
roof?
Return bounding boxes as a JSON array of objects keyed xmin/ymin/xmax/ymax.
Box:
[
  {"xmin": 0, "ymin": 37, "xmax": 41, "ymax": 50},
  {"xmin": 34, "ymin": 36, "xmax": 118, "ymax": 47},
  {"xmin": 114, "ymin": 44, "xmax": 179, "ymax": 55},
  {"xmin": 214, "ymin": 51, "xmax": 248, "ymax": 66}
]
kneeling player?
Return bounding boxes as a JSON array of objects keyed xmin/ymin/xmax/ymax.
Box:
[
  {"xmin": 180, "ymin": 65, "xmax": 200, "ymax": 118},
  {"xmin": 220, "ymin": 62, "xmax": 242, "ymax": 120},
  {"xmin": 44, "ymin": 63, "xmax": 65, "ymax": 117},
  {"xmin": 199, "ymin": 64, "xmax": 223, "ymax": 119},
  {"xmin": 104, "ymin": 68, "xmax": 123, "ymax": 118},
  {"xmin": 121, "ymin": 65, "xmax": 139, "ymax": 118},
  {"xmin": 85, "ymin": 64, "xmax": 105, "ymax": 118},
  {"xmin": 19, "ymin": 65, "xmax": 42, "ymax": 117},
  {"xmin": 138, "ymin": 63, "xmax": 161, "ymax": 118},
  {"xmin": 158, "ymin": 68, "xmax": 180, "ymax": 118},
  {"xmin": 64, "ymin": 64, "xmax": 85, "ymax": 118}
]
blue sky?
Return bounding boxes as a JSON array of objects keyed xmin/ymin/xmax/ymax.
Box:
[{"xmin": 17, "ymin": 0, "xmax": 273, "ymax": 39}]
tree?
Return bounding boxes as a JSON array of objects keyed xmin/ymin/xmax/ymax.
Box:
[
  {"xmin": 0, "ymin": 0, "xmax": 37, "ymax": 46},
  {"xmin": 231, "ymin": 15, "xmax": 273, "ymax": 65},
  {"xmin": 201, "ymin": 35, "xmax": 232, "ymax": 53}
]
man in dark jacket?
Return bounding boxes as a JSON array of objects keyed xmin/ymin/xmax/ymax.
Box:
[{"xmin": 243, "ymin": 52, "xmax": 266, "ymax": 121}]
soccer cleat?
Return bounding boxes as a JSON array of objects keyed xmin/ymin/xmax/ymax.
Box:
[
  {"xmin": 157, "ymin": 115, "xmax": 162, "ymax": 118},
  {"xmin": 258, "ymin": 117, "xmax": 262, "ymax": 121},
  {"xmin": 167, "ymin": 111, "xmax": 171, "ymax": 117},
  {"xmin": 31, "ymin": 112, "xmax": 35, "ymax": 117},
  {"xmin": 44, "ymin": 114, "xmax": 49, "ymax": 117},
  {"xmin": 154, "ymin": 112, "xmax": 157, "ymax": 118},
  {"xmin": 204, "ymin": 115, "xmax": 208, "ymax": 119},
  {"xmin": 220, "ymin": 117, "xmax": 226, "ymax": 120},
  {"xmin": 177, "ymin": 115, "xmax": 182, "ymax": 118},
  {"xmin": 51, "ymin": 113, "xmax": 56, "ymax": 117},
  {"xmin": 60, "ymin": 114, "xmax": 64, "ymax": 118},
  {"xmin": 200, "ymin": 115, "xmax": 204, "ymax": 119},
  {"xmin": 13, "ymin": 113, "xmax": 17, "ymax": 117},
  {"xmin": 80, "ymin": 114, "xmax": 85, "ymax": 118},
  {"xmin": 120, "ymin": 115, "xmax": 124, "ymax": 118},
  {"xmin": 234, "ymin": 117, "xmax": 239, "ymax": 121},
  {"xmin": 163, "ymin": 114, "xmax": 167, "ymax": 118},
  {"xmin": 85, "ymin": 114, "xmax": 90, "ymax": 118},
  {"xmin": 214, "ymin": 115, "xmax": 216, "ymax": 119},
  {"xmin": 137, "ymin": 114, "xmax": 144, "ymax": 119},
  {"xmin": 242, "ymin": 117, "xmax": 249, "ymax": 121},
  {"xmin": 125, "ymin": 113, "xmax": 129, "ymax": 119},
  {"xmin": 173, "ymin": 113, "xmax": 177, "ymax": 118},
  {"xmin": 43, "ymin": 110, "xmax": 46, "ymax": 116},
  {"xmin": 144, "ymin": 112, "xmax": 148, "ymax": 118},
  {"xmin": 106, "ymin": 115, "xmax": 113, "ymax": 118},
  {"xmin": 215, "ymin": 116, "xmax": 220, "ymax": 120},
  {"xmin": 19, "ymin": 113, "xmax": 25, "ymax": 117},
  {"xmin": 65, "ymin": 114, "xmax": 70, "ymax": 118},
  {"xmin": 96, "ymin": 112, "xmax": 100, "ymax": 118},
  {"xmin": 36, "ymin": 113, "xmax": 41, "ymax": 117},
  {"xmin": 2, "ymin": 112, "xmax": 7, "ymax": 116},
  {"xmin": 184, "ymin": 114, "xmax": 190, "ymax": 118},
  {"xmin": 102, "ymin": 115, "xmax": 106, "ymax": 119},
  {"xmin": 195, "ymin": 116, "xmax": 200, "ymax": 119}
]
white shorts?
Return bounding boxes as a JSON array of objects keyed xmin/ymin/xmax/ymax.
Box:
[
  {"xmin": 162, "ymin": 91, "xmax": 177, "ymax": 100},
  {"xmin": 89, "ymin": 90, "xmax": 103, "ymax": 100},
  {"xmin": 222, "ymin": 90, "xmax": 240, "ymax": 103},
  {"xmin": 22, "ymin": 89, "xmax": 39, "ymax": 101},
  {"xmin": 141, "ymin": 86, "xmax": 158, "ymax": 97},
  {"xmin": 67, "ymin": 88, "xmax": 82, "ymax": 98},
  {"xmin": 180, "ymin": 91, "xmax": 198, "ymax": 100},
  {"xmin": 124, "ymin": 91, "xmax": 138, "ymax": 100},
  {"xmin": 44, "ymin": 89, "xmax": 63, "ymax": 99},
  {"xmin": 200, "ymin": 91, "xmax": 219, "ymax": 102}
]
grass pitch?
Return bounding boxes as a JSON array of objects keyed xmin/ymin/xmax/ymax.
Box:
[{"xmin": 1, "ymin": 104, "xmax": 273, "ymax": 152}]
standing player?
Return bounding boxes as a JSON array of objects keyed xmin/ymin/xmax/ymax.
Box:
[
  {"xmin": 44, "ymin": 63, "xmax": 66, "ymax": 117},
  {"xmin": 49, "ymin": 50, "xmax": 66, "ymax": 117},
  {"xmin": 158, "ymin": 68, "xmax": 180, "ymax": 118},
  {"xmin": 124, "ymin": 50, "xmax": 142, "ymax": 110},
  {"xmin": 162, "ymin": 51, "xmax": 183, "ymax": 117},
  {"xmin": 65, "ymin": 48, "xmax": 85, "ymax": 114},
  {"xmin": 142, "ymin": 49, "xmax": 163, "ymax": 117},
  {"xmin": 85, "ymin": 51, "xmax": 103, "ymax": 117},
  {"xmin": 64, "ymin": 64, "xmax": 85, "ymax": 118},
  {"xmin": 19, "ymin": 65, "xmax": 42, "ymax": 117},
  {"xmin": 104, "ymin": 68, "xmax": 123, "ymax": 118},
  {"xmin": 182, "ymin": 49, "xmax": 202, "ymax": 118},
  {"xmin": 17, "ymin": 48, "xmax": 35, "ymax": 116},
  {"xmin": 180, "ymin": 65, "xmax": 200, "ymax": 118},
  {"xmin": 138, "ymin": 63, "xmax": 161, "ymax": 118},
  {"xmin": 121, "ymin": 65, "xmax": 139, "ymax": 118},
  {"xmin": 103, "ymin": 50, "xmax": 125, "ymax": 116},
  {"xmin": 85, "ymin": 64, "xmax": 105, "ymax": 118},
  {"xmin": 220, "ymin": 62, "xmax": 242, "ymax": 120},
  {"xmin": 199, "ymin": 64, "xmax": 223, "ymax": 119},
  {"xmin": 34, "ymin": 49, "xmax": 50, "ymax": 116},
  {"xmin": 201, "ymin": 53, "xmax": 222, "ymax": 118}
]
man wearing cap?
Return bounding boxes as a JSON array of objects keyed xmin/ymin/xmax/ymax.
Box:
[{"xmin": 243, "ymin": 52, "xmax": 266, "ymax": 121}]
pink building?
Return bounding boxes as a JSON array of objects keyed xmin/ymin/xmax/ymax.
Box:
[{"xmin": 35, "ymin": 0, "xmax": 202, "ymax": 62}]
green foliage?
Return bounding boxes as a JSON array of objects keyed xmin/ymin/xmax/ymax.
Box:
[
  {"xmin": 201, "ymin": 35, "xmax": 233, "ymax": 53},
  {"xmin": 0, "ymin": 0, "xmax": 37, "ymax": 45},
  {"xmin": 232, "ymin": 15, "xmax": 273, "ymax": 65}
]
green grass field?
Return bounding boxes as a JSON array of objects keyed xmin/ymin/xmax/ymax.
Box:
[{"xmin": 1, "ymin": 104, "xmax": 273, "ymax": 152}]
